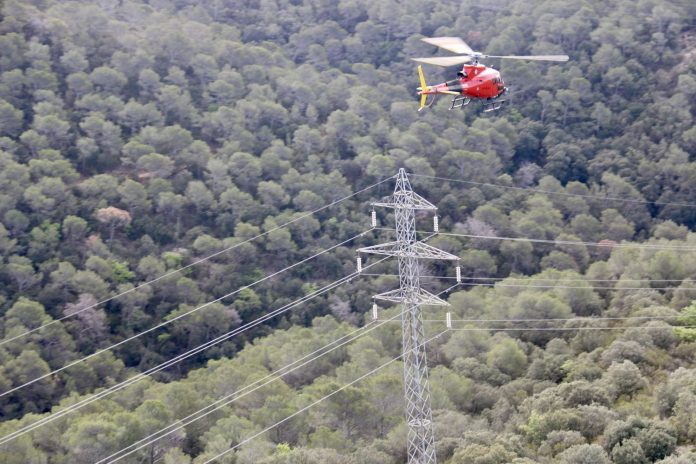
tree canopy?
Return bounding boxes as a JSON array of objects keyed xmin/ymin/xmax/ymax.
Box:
[{"xmin": 1, "ymin": 0, "xmax": 696, "ymax": 462}]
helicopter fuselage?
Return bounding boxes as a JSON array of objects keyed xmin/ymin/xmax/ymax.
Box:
[{"xmin": 422, "ymin": 64, "xmax": 506, "ymax": 100}]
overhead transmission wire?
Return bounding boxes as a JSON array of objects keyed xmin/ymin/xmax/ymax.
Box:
[
  {"xmin": 365, "ymin": 274, "xmax": 696, "ymax": 292},
  {"xmin": 434, "ymin": 315, "xmax": 690, "ymax": 323},
  {"xmin": 367, "ymin": 275, "xmax": 695, "ymax": 322},
  {"xmin": 0, "ymin": 176, "xmax": 394, "ymax": 348},
  {"xmin": 101, "ymin": 269, "xmax": 459, "ymax": 463},
  {"xmin": 200, "ymin": 329, "xmax": 450, "ymax": 464},
  {"xmin": 370, "ymin": 318, "xmax": 696, "ymax": 331},
  {"xmin": 99, "ymin": 313, "xmax": 402, "ymax": 463},
  {"xmin": 200, "ymin": 318, "xmax": 691, "ymax": 462},
  {"xmin": 446, "ymin": 326, "xmax": 696, "ymax": 332},
  {"xmin": 455, "ymin": 281, "xmax": 696, "ymax": 291},
  {"xmin": 372, "ymin": 228, "xmax": 696, "ymax": 252},
  {"xmin": 0, "ymin": 272, "xmax": 356, "ymax": 445},
  {"xmin": 365, "ymin": 271, "xmax": 693, "ymax": 324},
  {"xmin": 0, "ymin": 256, "xmax": 390, "ymax": 447},
  {"xmin": 0, "ymin": 230, "xmax": 373, "ymax": 400},
  {"xmin": 361, "ymin": 273, "xmax": 696, "ymax": 284},
  {"xmin": 190, "ymin": 185, "xmax": 695, "ymax": 462},
  {"xmin": 429, "ymin": 230, "xmax": 696, "ymax": 252},
  {"xmin": 409, "ymin": 173, "xmax": 696, "ymax": 209}
]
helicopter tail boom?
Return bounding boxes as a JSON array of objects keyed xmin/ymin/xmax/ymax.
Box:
[{"xmin": 416, "ymin": 65, "xmax": 457, "ymax": 110}]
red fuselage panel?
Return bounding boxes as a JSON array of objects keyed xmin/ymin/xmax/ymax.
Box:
[
  {"xmin": 461, "ymin": 66, "xmax": 502, "ymax": 98},
  {"xmin": 427, "ymin": 64, "xmax": 505, "ymax": 100}
]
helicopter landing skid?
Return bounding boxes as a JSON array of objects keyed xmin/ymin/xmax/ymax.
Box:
[
  {"xmin": 449, "ymin": 96, "xmax": 471, "ymax": 110},
  {"xmin": 482, "ymin": 99, "xmax": 505, "ymax": 112}
]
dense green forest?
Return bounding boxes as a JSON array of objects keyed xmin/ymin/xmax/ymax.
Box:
[{"xmin": 1, "ymin": 0, "xmax": 696, "ymax": 462}]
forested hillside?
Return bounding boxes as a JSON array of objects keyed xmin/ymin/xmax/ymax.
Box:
[{"xmin": 1, "ymin": 0, "xmax": 696, "ymax": 462}]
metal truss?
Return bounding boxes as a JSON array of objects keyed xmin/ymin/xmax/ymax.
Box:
[
  {"xmin": 372, "ymin": 288, "xmax": 449, "ymax": 306},
  {"xmin": 358, "ymin": 241, "xmax": 458, "ymax": 261},
  {"xmin": 359, "ymin": 168, "xmax": 457, "ymax": 464}
]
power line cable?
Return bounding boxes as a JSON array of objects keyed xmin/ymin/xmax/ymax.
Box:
[
  {"xmin": 0, "ymin": 231, "xmax": 371, "ymax": 399},
  {"xmin": 473, "ymin": 277, "xmax": 694, "ymax": 283},
  {"xmin": 432, "ymin": 315, "xmax": 687, "ymax": 323},
  {"xmin": 455, "ymin": 282, "xmax": 696, "ymax": 291},
  {"xmin": 409, "ymin": 173, "xmax": 696, "ymax": 209},
  {"xmin": 0, "ymin": 177, "xmax": 393, "ymax": 348},
  {"xmin": 129, "ymin": 288, "xmax": 689, "ymax": 462},
  {"xmin": 362, "ymin": 273, "xmax": 696, "ymax": 291},
  {"xmin": 432, "ymin": 230, "xmax": 696, "ymax": 251},
  {"xmin": 103, "ymin": 277, "xmax": 455, "ymax": 462},
  {"xmin": 102, "ymin": 281, "xmax": 459, "ymax": 463},
  {"xmin": 447, "ymin": 325, "xmax": 696, "ymax": 332},
  {"xmin": 0, "ymin": 275, "xmax": 351, "ymax": 445},
  {"xmin": 99, "ymin": 314, "xmax": 401, "ymax": 463},
  {"xmin": 0, "ymin": 257, "xmax": 388, "ymax": 446},
  {"xmin": 361, "ymin": 273, "xmax": 696, "ymax": 284},
  {"xmin": 373, "ymin": 228, "xmax": 696, "ymax": 252},
  {"xmin": 201, "ymin": 329, "xmax": 449, "ymax": 464},
  {"xmin": 109, "ymin": 284, "xmax": 684, "ymax": 464},
  {"xmin": 372, "ymin": 317, "xmax": 694, "ymax": 330},
  {"xmin": 198, "ymin": 321, "xmax": 692, "ymax": 462}
]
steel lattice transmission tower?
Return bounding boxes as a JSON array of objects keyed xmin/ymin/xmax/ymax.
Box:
[{"xmin": 359, "ymin": 169, "xmax": 458, "ymax": 464}]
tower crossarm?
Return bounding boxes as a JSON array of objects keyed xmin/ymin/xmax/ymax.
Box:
[
  {"xmin": 373, "ymin": 288, "xmax": 450, "ymax": 306},
  {"xmin": 372, "ymin": 191, "xmax": 437, "ymax": 210},
  {"xmin": 358, "ymin": 241, "xmax": 459, "ymax": 260}
]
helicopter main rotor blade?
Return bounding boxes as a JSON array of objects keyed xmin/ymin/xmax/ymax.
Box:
[
  {"xmin": 411, "ymin": 56, "xmax": 473, "ymax": 67},
  {"xmin": 487, "ymin": 54, "xmax": 570, "ymax": 62},
  {"xmin": 421, "ymin": 37, "xmax": 474, "ymax": 55}
]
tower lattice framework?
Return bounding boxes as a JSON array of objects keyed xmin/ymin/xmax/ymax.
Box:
[{"xmin": 359, "ymin": 169, "xmax": 458, "ymax": 464}]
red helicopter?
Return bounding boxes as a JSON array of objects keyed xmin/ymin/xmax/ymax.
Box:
[{"xmin": 413, "ymin": 37, "xmax": 569, "ymax": 112}]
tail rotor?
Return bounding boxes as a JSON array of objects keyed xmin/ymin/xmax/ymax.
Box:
[{"xmin": 417, "ymin": 65, "xmax": 436, "ymax": 111}]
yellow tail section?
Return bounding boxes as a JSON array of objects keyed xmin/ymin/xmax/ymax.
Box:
[{"xmin": 417, "ymin": 65, "xmax": 429, "ymax": 110}]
